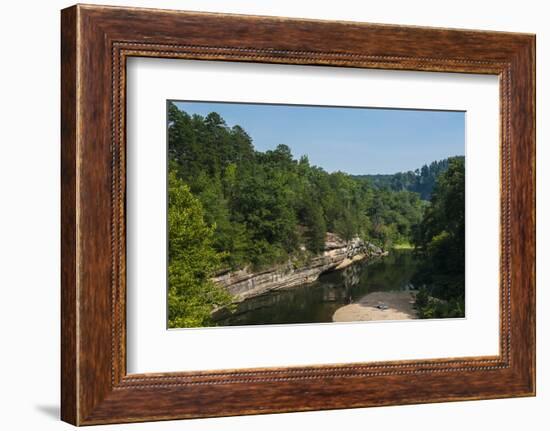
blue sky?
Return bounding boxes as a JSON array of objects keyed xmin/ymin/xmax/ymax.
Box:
[{"xmin": 173, "ymin": 101, "xmax": 465, "ymax": 175}]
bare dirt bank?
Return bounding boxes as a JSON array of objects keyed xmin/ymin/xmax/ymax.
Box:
[{"xmin": 332, "ymin": 291, "xmax": 417, "ymax": 322}]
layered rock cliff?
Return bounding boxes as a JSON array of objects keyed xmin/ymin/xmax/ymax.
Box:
[{"xmin": 212, "ymin": 233, "xmax": 386, "ymax": 302}]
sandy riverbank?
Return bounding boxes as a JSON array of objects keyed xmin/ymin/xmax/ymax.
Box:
[{"xmin": 332, "ymin": 291, "xmax": 417, "ymax": 322}]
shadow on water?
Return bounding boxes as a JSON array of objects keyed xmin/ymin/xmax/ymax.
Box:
[{"xmin": 213, "ymin": 249, "xmax": 419, "ymax": 326}]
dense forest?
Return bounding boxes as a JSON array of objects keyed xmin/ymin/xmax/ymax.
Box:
[
  {"xmin": 354, "ymin": 157, "xmax": 460, "ymax": 200},
  {"xmin": 167, "ymin": 101, "xmax": 465, "ymax": 327},
  {"xmin": 411, "ymin": 157, "xmax": 465, "ymax": 318}
]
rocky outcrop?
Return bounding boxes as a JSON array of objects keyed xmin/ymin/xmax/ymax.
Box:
[{"xmin": 212, "ymin": 233, "xmax": 386, "ymax": 302}]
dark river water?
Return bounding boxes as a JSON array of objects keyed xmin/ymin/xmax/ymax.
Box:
[{"xmin": 212, "ymin": 249, "xmax": 420, "ymax": 327}]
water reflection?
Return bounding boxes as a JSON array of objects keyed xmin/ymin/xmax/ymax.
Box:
[{"xmin": 213, "ymin": 249, "xmax": 419, "ymax": 326}]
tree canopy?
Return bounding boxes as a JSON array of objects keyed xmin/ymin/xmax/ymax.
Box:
[
  {"xmin": 355, "ymin": 156, "xmax": 464, "ymax": 200},
  {"xmin": 167, "ymin": 102, "xmax": 428, "ymax": 272},
  {"xmin": 166, "ymin": 101, "xmax": 465, "ymax": 326},
  {"xmin": 167, "ymin": 169, "xmax": 233, "ymax": 328},
  {"xmin": 412, "ymin": 157, "xmax": 465, "ymax": 318}
]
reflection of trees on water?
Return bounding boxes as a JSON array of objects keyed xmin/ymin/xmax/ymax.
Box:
[{"xmin": 342, "ymin": 263, "xmax": 361, "ymax": 303}]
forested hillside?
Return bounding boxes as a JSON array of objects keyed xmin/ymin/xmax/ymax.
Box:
[
  {"xmin": 412, "ymin": 157, "xmax": 466, "ymax": 318},
  {"xmin": 168, "ymin": 101, "xmax": 425, "ymax": 270},
  {"xmin": 354, "ymin": 156, "xmax": 464, "ymax": 200},
  {"xmin": 167, "ymin": 101, "xmax": 465, "ymax": 326}
]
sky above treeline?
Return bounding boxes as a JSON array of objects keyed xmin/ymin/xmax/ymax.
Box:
[{"xmin": 173, "ymin": 101, "xmax": 465, "ymax": 175}]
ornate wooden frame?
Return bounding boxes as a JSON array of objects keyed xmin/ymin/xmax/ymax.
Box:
[{"xmin": 61, "ymin": 4, "xmax": 536, "ymax": 426}]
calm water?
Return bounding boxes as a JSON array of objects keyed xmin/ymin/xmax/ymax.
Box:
[{"xmin": 212, "ymin": 249, "xmax": 420, "ymax": 326}]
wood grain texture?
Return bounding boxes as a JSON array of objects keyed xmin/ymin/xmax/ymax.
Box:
[
  {"xmin": 60, "ymin": 4, "xmax": 535, "ymax": 425},
  {"xmin": 60, "ymin": 5, "xmax": 78, "ymax": 425}
]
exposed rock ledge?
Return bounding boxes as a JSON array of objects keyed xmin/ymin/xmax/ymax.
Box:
[{"xmin": 212, "ymin": 233, "xmax": 387, "ymax": 302}]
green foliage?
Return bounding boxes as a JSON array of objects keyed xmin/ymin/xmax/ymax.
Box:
[
  {"xmin": 167, "ymin": 169, "xmax": 233, "ymax": 328},
  {"xmin": 356, "ymin": 156, "xmax": 464, "ymax": 200},
  {"xmin": 299, "ymin": 197, "xmax": 327, "ymax": 254},
  {"xmin": 167, "ymin": 101, "xmax": 464, "ymax": 325},
  {"xmin": 168, "ymin": 101, "xmax": 429, "ymax": 267},
  {"xmin": 366, "ymin": 189, "xmax": 426, "ymax": 249},
  {"xmin": 412, "ymin": 158, "xmax": 465, "ymax": 318}
]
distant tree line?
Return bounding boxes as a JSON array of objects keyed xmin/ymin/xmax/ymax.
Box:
[
  {"xmin": 354, "ymin": 156, "xmax": 464, "ymax": 200},
  {"xmin": 167, "ymin": 102, "xmax": 465, "ymax": 326}
]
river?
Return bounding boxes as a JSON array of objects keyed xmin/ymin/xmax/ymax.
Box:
[{"xmin": 212, "ymin": 249, "xmax": 420, "ymax": 326}]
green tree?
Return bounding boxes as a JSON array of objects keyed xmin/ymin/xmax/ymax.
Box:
[
  {"xmin": 413, "ymin": 158, "xmax": 465, "ymax": 317},
  {"xmin": 167, "ymin": 169, "xmax": 233, "ymax": 328},
  {"xmin": 300, "ymin": 197, "xmax": 327, "ymax": 253}
]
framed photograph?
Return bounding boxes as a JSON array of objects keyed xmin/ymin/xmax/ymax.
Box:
[{"xmin": 61, "ymin": 4, "xmax": 535, "ymax": 425}]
